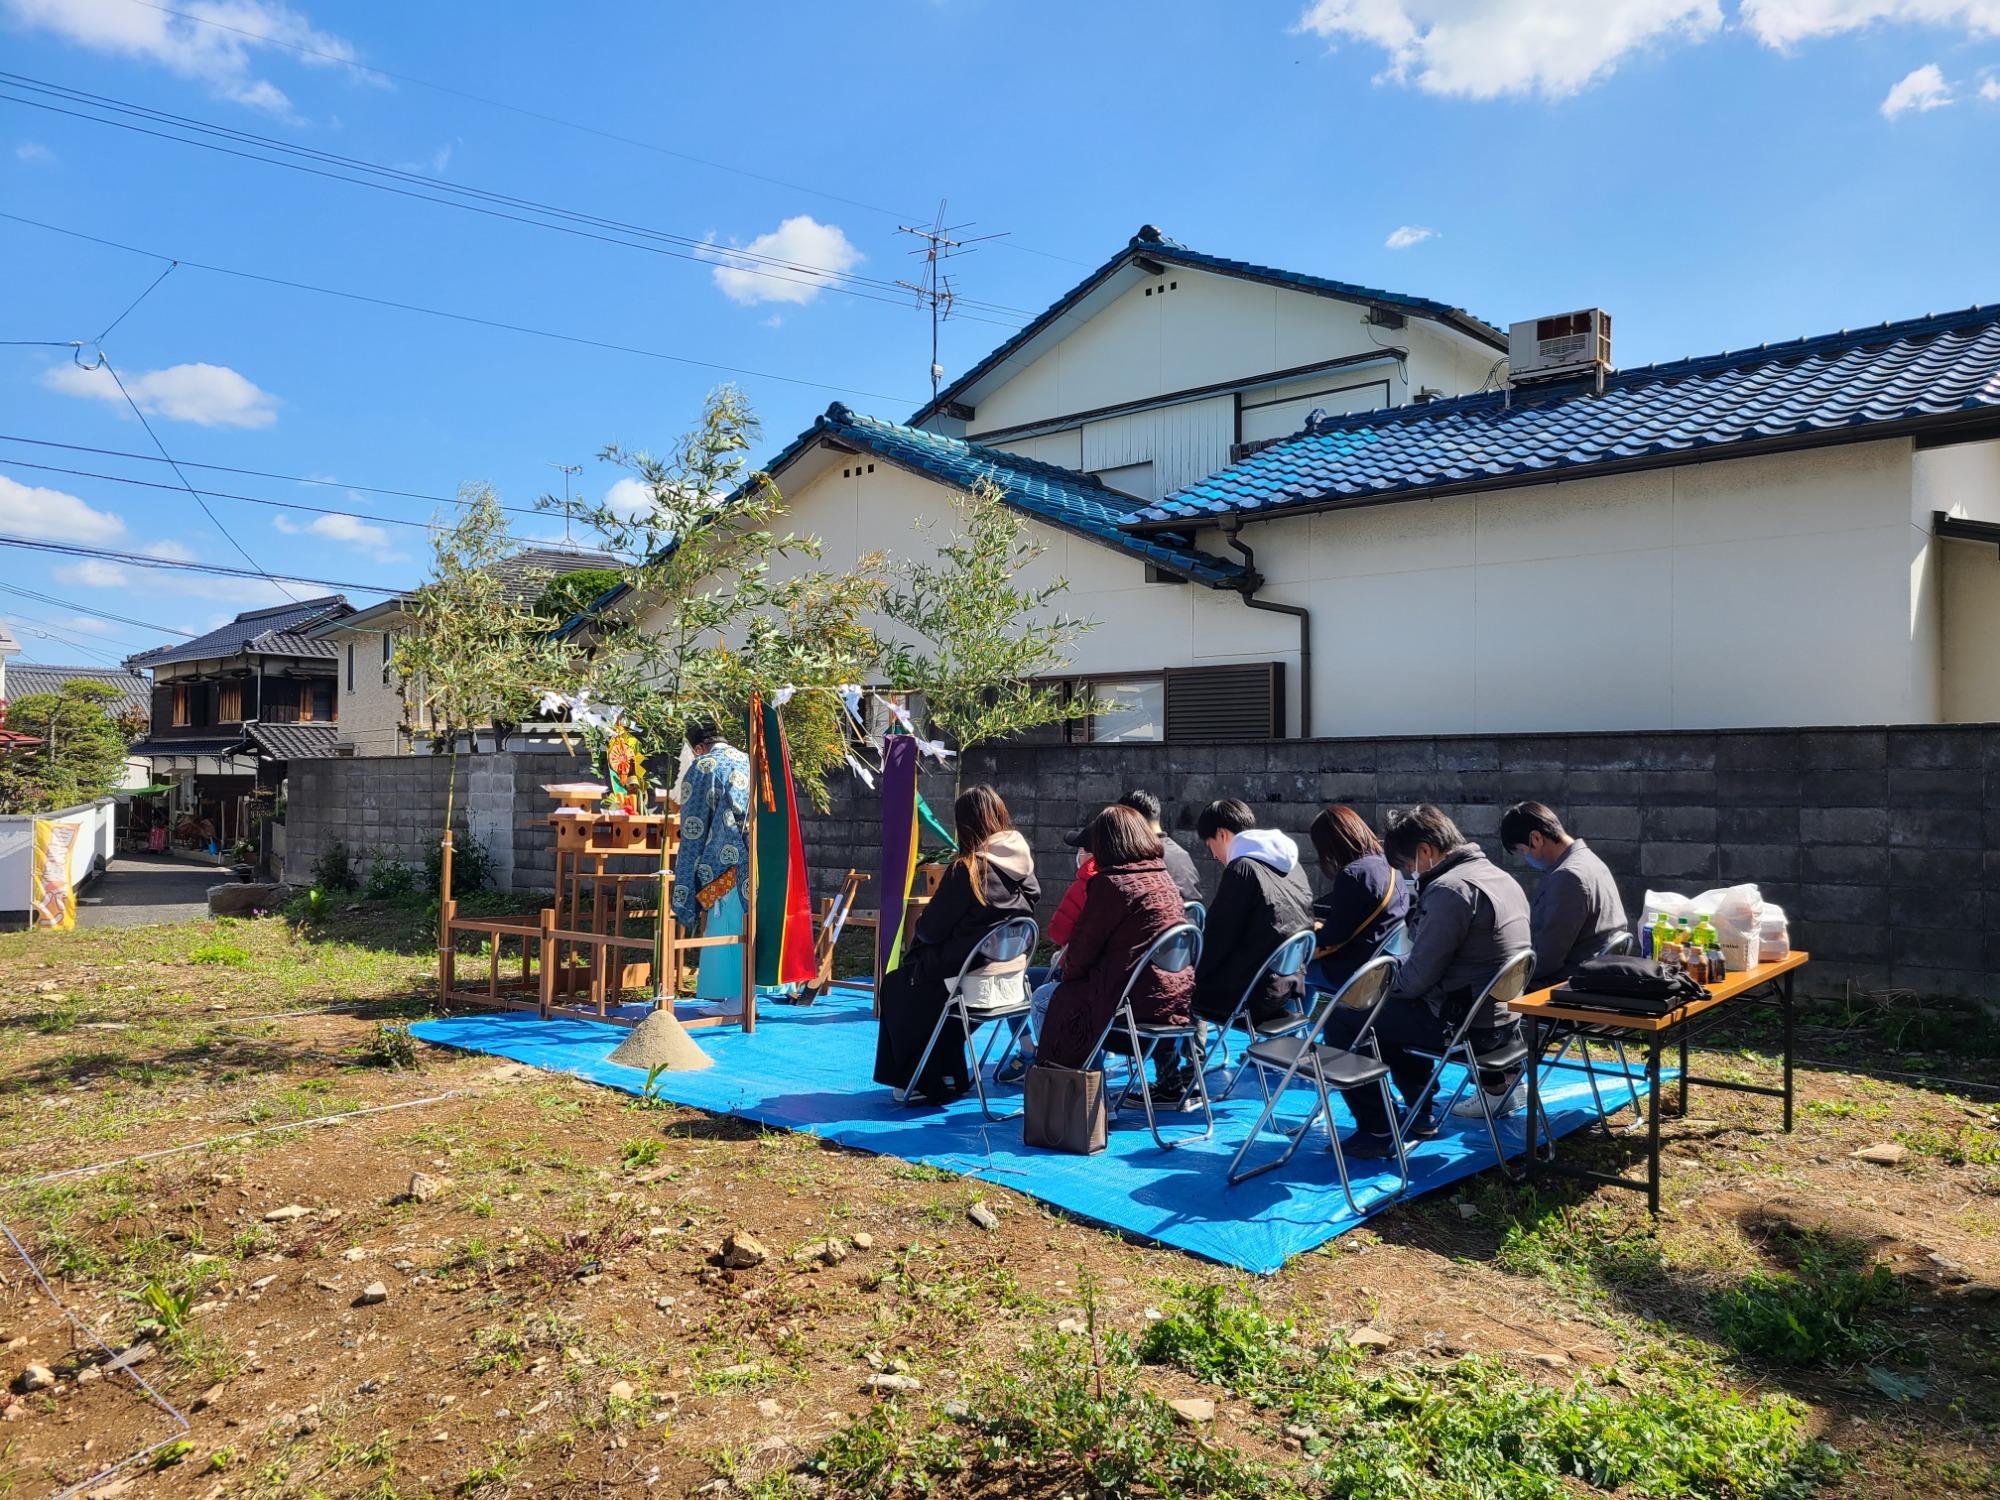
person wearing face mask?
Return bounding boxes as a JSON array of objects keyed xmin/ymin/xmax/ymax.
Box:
[
  {"xmin": 1500, "ymin": 801, "xmax": 1628, "ymax": 987},
  {"xmin": 1319, "ymin": 804, "xmax": 1533, "ymax": 1155}
]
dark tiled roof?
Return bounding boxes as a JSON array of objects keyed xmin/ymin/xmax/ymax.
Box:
[
  {"xmin": 1130, "ymin": 305, "xmax": 2000, "ymax": 526},
  {"xmin": 3, "ymin": 665, "xmax": 151, "ymax": 720},
  {"xmin": 128, "ymin": 596, "xmax": 352, "ymax": 669},
  {"xmin": 235, "ymin": 721, "xmax": 343, "ymax": 761},
  {"xmin": 798, "ymin": 406, "xmax": 1247, "ymax": 587},
  {"xmin": 486, "ymin": 547, "xmax": 620, "ymax": 604},
  {"xmin": 129, "ymin": 735, "xmax": 246, "ymax": 758},
  {"xmin": 913, "ymin": 225, "xmax": 1504, "ymax": 427}
]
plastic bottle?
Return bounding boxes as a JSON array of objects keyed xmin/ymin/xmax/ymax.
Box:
[
  {"xmin": 1673, "ymin": 919, "xmax": 1695, "ymax": 974},
  {"xmin": 1651, "ymin": 913, "xmax": 1674, "ymax": 966},
  {"xmin": 1692, "ymin": 915, "xmax": 1720, "ymax": 983}
]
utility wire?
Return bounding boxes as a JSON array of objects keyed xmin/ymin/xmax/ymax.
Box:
[
  {"xmin": 0, "ymin": 211, "xmax": 927, "ymax": 406},
  {"xmin": 0, "ymin": 455, "xmax": 493, "ymax": 529},
  {"xmin": 0, "ymin": 611, "xmax": 127, "ymax": 664},
  {"xmin": 94, "ymin": 259, "xmax": 177, "ymax": 341},
  {"xmin": 0, "ymin": 73, "xmax": 1028, "ymax": 323},
  {"xmin": 0, "ymin": 578, "xmax": 194, "ymax": 636},
  {"xmin": 95, "ymin": 350, "xmax": 300, "ymax": 603},
  {"xmin": 0, "ymin": 432, "xmax": 461, "ymax": 506},
  {"xmin": 0, "ymin": 535, "xmax": 397, "ymax": 593},
  {"xmin": 108, "ymin": 0, "xmax": 1091, "ymax": 268}
]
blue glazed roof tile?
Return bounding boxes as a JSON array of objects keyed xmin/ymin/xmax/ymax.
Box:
[
  {"xmin": 1127, "ymin": 305, "xmax": 2000, "ymax": 528},
  {"xmin": 805, "ymin": 407, "xmax": 1245, "ymax": 588}
]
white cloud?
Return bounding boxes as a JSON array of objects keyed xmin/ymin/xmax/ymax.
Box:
[
  {"xmin": 1741, "ymin": 0, "xmax": 2000, "ymax": 47},
  {"xmin": 1296, "ymin": 0, "xmax": 1722, "ymax": 99},
  {"xmin": 395, "ymin": 141, "xmax": 454, "ymax": 175},
  {"xmin": 1881, "ymin": 61, "xmax": 1953, "ymax": 114},
  {"xmin": 0, "ymin": 0, "xmax": 361, "ymax": 114},
  {"xmin": 0, "ymin": 473, "xmax": 126, "ymax": 543},
  {"xmin": 44, "ymin": 360, "xmax": 280, "ymax": 428},
  {"xmin": 271, "ymin": 510, "xmax": 405, "ymax": 561},
  {"xmin": 706, "ymin": 216, "xmax": 864, "ymax": 306},
  {"xmin": 14, "ymin": 141, "xmax": 54, "ymax": 162},
  {"xmin": 53, "ymin": 559, "xmax": 131, "ymax": 588},
  {"xmin": 601, "ymin": 477, "xmax": 654, "ymax": 521},
  {"xmin": 1385, "ymin": 224, "xmax": 1436, "ymax": 249},
  {"xmin": 1984, "ymin": 73, "xmax": 2000, "ymax": 96},
  {"xmin": 142, "ymin": 539, "xmax": 198, "ymax": 562}
]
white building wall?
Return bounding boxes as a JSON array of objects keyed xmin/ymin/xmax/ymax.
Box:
[
  {"xmin": 1188, "ymin": 439, "xmax": 1938, "ymax": 735},
  {"xmin": 318, "ymin": 621, "xmax": 406, "ymax": 756},
  {"xmin": 1921, "ymin": 436, "xmax": 2000, "ymax": 721}
]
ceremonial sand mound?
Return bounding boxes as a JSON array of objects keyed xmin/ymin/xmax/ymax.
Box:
[{"xmin": 607, "ymin": 1008, "xmax": 714, "ymax": 1072}]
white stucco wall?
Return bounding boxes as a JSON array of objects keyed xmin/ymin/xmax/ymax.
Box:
[
  {"xmin": 318, "ymin": 621, "xmax": 407, "ymax": 756},
  {"xmin": 1186, "ymin": 438, "xmax": 1940, "ymax": 735},
  {"xmin": 1916, "ymin": 437, "xmax": 2000, "ymax": 722}
]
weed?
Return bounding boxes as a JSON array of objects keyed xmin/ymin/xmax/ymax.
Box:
[
  {"xmin": 129, "ymin": 1278, "xmax": 196, "ymax": 1333},
  {"xmin": 367, "ymin": 1019, "xmax": 419, "ymax": 1071},
  {"xmin": 189, "ymin": 939, "xmax": 251, "ymax": 967},
  {"xmin": 523, "ymin": 1207, "xmax": 643, "ymax": 1283},
  {"xmin": 638, "ymin": 1063, "xmax": 670, "ymax": 1110},
  {"xmin": 1710, "ymin": 1236, "xmax": 1906, "ymax": 1367},
  {"xmin": 35, "ymin": 998, "xmax": 77, "ymax": 1034},
  {"xmin": 208, "ymin": 1447, "xmax": 235, "ymax": 1471},
  {"xmin": 153, "ymin": 1438, "xmax": 195, "ymax": 1469},
  {"xmin": 1896, "ymin": 1120, "xmax": 2000, "ymax": 1167},
  {"xmin": 620, "ymin": 1138, "xmax": 663, "ymax": 1170},
  {"xmin": 313, "ymin": 840, "xmax": 359, "ymax": 893},
  {"xmin": 1493, "ymin": 1194, "xmax": 1665, "ymax": 1291},
  {"xmin": 811, "ymin": 1398, "xmax": 963, "ymax": 1496},
  {"xmin": 1138, "ymin": 1282, "xmax": 1298, "ymax": 1395},
  {"xmin": 364, "ymin": 860, "xmax": 419, "ymax": 901}
]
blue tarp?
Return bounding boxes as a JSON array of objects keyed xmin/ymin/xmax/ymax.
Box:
[{"xmin": 412, "ymin": 985, "xmax": 1646, "ymax": 1274}]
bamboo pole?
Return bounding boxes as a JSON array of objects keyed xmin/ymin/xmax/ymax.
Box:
[
  {"xmin": 742, "ymin": 703, "xmax": 759, "ymax": 1036},
  {"xmin": 537, "ymin": 906, "xmax": 556, "ymax": 1020},
  {"xmin": 436, "ymin": 830, "xmax": 456, "ymax": 1005}
]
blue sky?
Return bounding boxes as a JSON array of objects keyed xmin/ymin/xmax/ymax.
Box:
[{"xmin": 4, "ymin": 0, "xmax": 1999, "ymax": 667}]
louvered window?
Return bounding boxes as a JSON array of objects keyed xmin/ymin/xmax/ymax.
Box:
[{"xmin": 1163, "ymin": 663, "xmax": 1284, "ymax": 741}]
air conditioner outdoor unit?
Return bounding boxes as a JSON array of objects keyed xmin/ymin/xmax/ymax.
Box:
[{"xmin": 1508, "ymin": 309, "xmax": 1612, "ymax": 382}]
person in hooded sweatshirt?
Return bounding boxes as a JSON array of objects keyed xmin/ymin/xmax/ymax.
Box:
[
  {"xmin": 1320, "ymin": 804, "xmax": 1534, "ymax": 1157},
  {"xmin": 871, "ymin": 785, "xmax": 1040, "ymax": 1104},
  {"xmin": 1157, "ymin": 798, "xmax": 1314, "ymax": 1102}
]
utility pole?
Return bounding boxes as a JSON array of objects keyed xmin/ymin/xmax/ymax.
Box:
[
  {"xmin": 896, "ymin": 201, "xmax": 1006, "ymax": 409},
  {"xmin": 547, "ymin": 462, "xmax": 583, "ymax": 546}
]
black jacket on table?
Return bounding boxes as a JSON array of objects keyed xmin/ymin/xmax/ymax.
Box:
[
  {"xmin": 872, "ymin": 831, "xmax": 1040, "ymax": 1103},
  {"xmin": 1308, "ymin": 852, "xmax": 1412, "ymax": 997},
  {"xmin": 1190, "ymin": 829, "xmax": 1315, "ymax": 1024}
]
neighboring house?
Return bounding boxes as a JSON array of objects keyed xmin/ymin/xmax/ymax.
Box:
[
  {"xmin": 0, "ymin": 622, "xmax": 17, "ymax": 704},
  {"xmin": 2, "ymin": 664, "xmax": 155, "ymax": 789},
  {"xmin": 307, "ymin": 546, "xmax": 618, "ymax": 756},
  {"xmin": 615, "ymin": 226, "xmax": 1508, "ymax": 742},
  {"xmin": 125, "ymin": 596, "xmax": 352, "ymax": 848},
  {"xmin": 1124, "ymin": 305, "xmax": 2000, "ymax": 735}
]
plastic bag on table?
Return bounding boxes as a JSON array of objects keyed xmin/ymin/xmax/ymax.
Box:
[
  {"xmin": 1690, "ymin": 884, "xmax": 1765, "ymax": 971},
  {"xmin": 1758, "ymin": 903, "xmax": 1790, "ymax": 962},
  {"xmin": 1639, "ymin": 890, "xmax": 1692, "ymax": 954}
]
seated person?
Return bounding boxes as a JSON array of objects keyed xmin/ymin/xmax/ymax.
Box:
[
  {"xmin": 1115, "ymin": 789, "xmax": 1203, "ymax": 904},
  {"xmin": 1033, "ymin": 805, "xmax": 1195, "ymax": 1078},
  {"xmin": 1500, "ymin": 801, "xmax": 1629, "ymax": 985},
  {"xmin": 1189, "ymin": 798, "xmax": 1314, "ymax": 1021},
  {"xmin": 997, "ymin": 839, "xmax": 1095, "ymax": 1083},
  {"xmin": 1320, "ymin": 805, "xmax": 1533, "ymax": 1154},
  {"xmin": 871, "ymin": 786, "xmax": 1040, "ymax": 1103},
  {"xmin": 1305, "ymin": 804, "xmax": 1411, "ymax": 997}
]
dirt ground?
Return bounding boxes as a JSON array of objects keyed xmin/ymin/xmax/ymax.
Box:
[{"xmin": 2, "ymin": 903, "xmax": 1997, "ymax": 1499}]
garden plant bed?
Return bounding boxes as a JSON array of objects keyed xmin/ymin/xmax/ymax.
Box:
[{"xmin": 0, "ymin": 901, "xmax": 1996, "ymax": 1499}]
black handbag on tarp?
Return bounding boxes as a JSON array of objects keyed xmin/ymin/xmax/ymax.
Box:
[{"xmin": 1553, "ymin": 956, "xmax": 1708, "ymax": 1017}]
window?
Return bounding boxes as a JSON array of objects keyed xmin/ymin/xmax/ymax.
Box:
[
  {"xmin": 171, "ymin": 683, "xmax": 189, "ymax": 727},
  {"xmin": 217, "ymin": 681, "xmax": 243, "ymax": 723},
  {"xmin": 1083, "ymin": 678, "xmax": 1165, "ymax": 743},
  {"xmin": 346, "ymin": 642, "xmax": 355, "ymax": 693},
  {"xmin": 381, "ymin": 629, "xmax": 392, "ymax": 685}
]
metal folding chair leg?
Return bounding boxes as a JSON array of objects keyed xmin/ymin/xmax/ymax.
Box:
[
  {"xmin": 966, "ymin": 1013, "xmax": 1028, "ymax": 1123},
  {"xmin": 1122, "ymin": 1013, "xmax": 1212, "ymax": 1150},
  {"xmin": 895, "ymin": 998, "xmax": 967, "ymax": 1106}
]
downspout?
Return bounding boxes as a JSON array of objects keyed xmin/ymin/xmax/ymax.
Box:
[{"xmin": 1223, "ymin": 520, "xmax": 1312, "ymax": 739}]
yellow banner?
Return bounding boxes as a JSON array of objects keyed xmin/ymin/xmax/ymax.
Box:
[{"xmin": 31, "ymin": 819, "xmax": 78, "ymax": 931}]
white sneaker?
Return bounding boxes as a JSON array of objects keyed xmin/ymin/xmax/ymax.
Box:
[{"xmin": 1452, "ymin": 1081, "xmax": 1527, "ymax": 1118}]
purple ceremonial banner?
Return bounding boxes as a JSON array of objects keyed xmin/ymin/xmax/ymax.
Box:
[{"xmin": 877, "ymin": 735, "xmax": 920, "ymax": 975}]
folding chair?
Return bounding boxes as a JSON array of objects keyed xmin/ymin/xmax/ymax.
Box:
[
  {"xmin": 1227, "ymin": 956, "xmax": 1405, "ymax": 1210},
  {"xmin": 1372, "ymin": 919, "xmax": 1412, "ymax": 962},
  {"xmin": 1400, "ymin": 950, "xmax": 1551, "ymax": 1181},
  {"xmin": 1182, "ymin": 900, "xmax": 1207, "ymax": 930},
  {"xmin": 1201, "ymin": 929, "xmax": 1317, "ymax": 1099},
  {"xmin": 1084, "ymin": 922, "xmax": 1208, "ymax": 1149},
  {"xmin": 894, "ymin": 917, "xmax": 1040, "ymax": 1122},
  {"xmin": 1535, "ymin": 930, "xmax": 1645, "ymax": 1132}
]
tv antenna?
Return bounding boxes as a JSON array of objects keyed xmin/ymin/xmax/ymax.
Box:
[
  {"xmin": 896, "ymin": 201, "xmax": 1007, "ymax": 408},
  {"xmin": 547, "ymin": 462, "xmax": 583, "ymax": 545}
]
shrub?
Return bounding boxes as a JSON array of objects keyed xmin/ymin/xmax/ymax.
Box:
[
  {"xmin": 1709, "ymin": 1237, "xmax": 1904, "ymax": 1367},
  {"xmin": 426, "ymin": 830, "xmax": 493, "ymax": 895},
  {"xmin": 367, "ymin": 1020, "xmax": 418, "ymax": 1071},
  {"xmin": 311, "ymin": 839, "xmax": 358, "ymax": 893},
  {"xmin": 363, "ymin": 859, "xmax": 418, "ymax": 901}
]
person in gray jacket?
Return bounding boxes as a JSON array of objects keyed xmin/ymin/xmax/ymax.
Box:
[
  {"xmin": 1500, "ymin": 802, "xmax": 1629, "ymax": 985},
  {"xmin": 1320, "ymin": 805, "xmax": 1533, "ymax": 1156}
]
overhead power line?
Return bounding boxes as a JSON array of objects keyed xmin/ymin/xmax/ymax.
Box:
[
  {"xmin": 0, "ymin": 614, "xmax": 127, "ymax": 666},
  {"xmin": 0, "ymin": 578, "xmax": 194, "ymax": 636},
  {"xmin": 0, "ymin": 211, "xmax": 926, "ymax": 407},
  {"xmin": 0, "ymin": 535, "xmax": 398, "ymax": 593},
  {"xmin": 0, "ymin": 73, "xmax": 1029, "ymax": 325},
  {"xmin": 106, "ymin": 0, "xmax": 1090, "ymax": 269}
]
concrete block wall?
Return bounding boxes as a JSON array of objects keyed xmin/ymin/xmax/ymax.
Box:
[
  {"xmin": 798, "ymin": 727, "xmax": 2000, "ymax": 1008},
  {"xmin": 286, "ymin": 748, "xmax": 585, "ymax": 891}
]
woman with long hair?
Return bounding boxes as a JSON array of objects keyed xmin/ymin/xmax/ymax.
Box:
[
  {"xmin": 1305, "ymin": 803, "xmax": 1411, "ymax": 997},
  {"xmin": 872, "ymin": 785, "xmax": 1040, "ymax": 1104}
]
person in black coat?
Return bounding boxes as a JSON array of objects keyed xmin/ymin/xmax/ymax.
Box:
[
  {"xmin": 1305, "ymin": 804, "xmax": 1411, "ymax": 997},
  {"xmin": 872, "ymin": 785, "xmax": 1040, "ymax": 1104}
]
